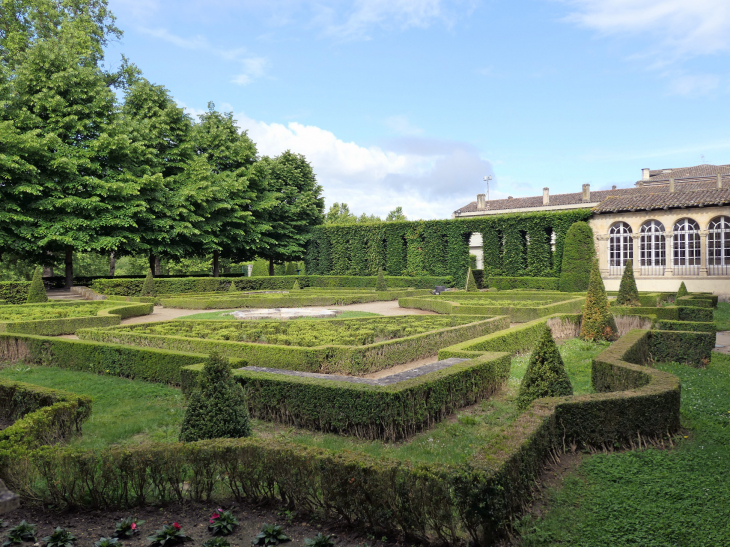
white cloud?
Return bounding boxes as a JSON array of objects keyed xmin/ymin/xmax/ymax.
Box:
[
  {"xmin": 138, "ymin": 27, "xmax": 269, "ymax": 85},
  {"xmin": 234, "ymin": 113, "xmax": 496, "ymax": 219},
  {"xmin": 563, "ymin": 0, "xmax": 730, "ymax": 58}
]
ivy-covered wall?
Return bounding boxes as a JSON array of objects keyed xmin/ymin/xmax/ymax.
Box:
[{"xmin": 306, "ymin": 210, "xmax": 593, "ymax": 285}]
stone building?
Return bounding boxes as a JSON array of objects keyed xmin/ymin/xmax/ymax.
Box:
[{"xmin": 453, "ymin": 164, "xmax": 730, "ymax": 294}]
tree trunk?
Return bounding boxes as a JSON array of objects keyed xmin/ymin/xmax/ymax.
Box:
[
  {"xmin": 109, "ymin": 252, "xmax": 116, "ymax": 277},
  {"xmin": 155, "ymin": 256, "xmax": 162, "ymax": 276},
  {"xmin": 64, "ymin": 247, "xmax": 73, "ymax": 289},
  {"xmin": 149, "ymin": 254, "xmax": 156, "ymax": 277},
  {"xmin": 213, "ymin": 250, "xmax": 220, "ymax": 277},
  {"xmin": 269, "ymin": 259, "xmax": 275, "ymax": 276}
]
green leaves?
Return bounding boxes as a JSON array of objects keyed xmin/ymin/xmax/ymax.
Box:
[
  {"xmin": 252, "ymin": 524, "xmax": 289, "ymax": 546},
  {"xmin": 516, "ymin": 326, "xmax": 573, "ymax": 410}
]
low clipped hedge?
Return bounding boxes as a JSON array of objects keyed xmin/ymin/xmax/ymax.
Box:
[
  {"xmin": 79, "ymin": 316, "xmax": 510, "ymax": 375},
  {"xmin": 182, "ymin": 352, "xmax": 511, "ymax": 441},
  {"xmin": 487, "ymin": 277, "xmax": 559, "ymax": 291},
  {"xmin": 610, "ymin": 305, "xmax": 712, "ymax": 323},
  {"xmin": 0, "ymin": 282, "xmax": 31, "ymax": 305},
  {"xmin": 0, "ymin": 328, "xmax": 682, "ymax": 546},
  {"xmin": 656, "ymin": 320, "xmax": 716, "ymax": 333},
  {"xmin": 92, "ymin": 275, "xmax": 453, "ymax": 296},
  {"xmin": 0, "ymin": 334, "xmax": 219, "ymax": 385},
  {"xmin": 400, "ymin": 295, "xmax": 584, "ymax": 322},
  {"xmin": 649, "ymin": 330, "xmax": 715, "ymax": 367},
  {"xmin": 161, "ymin": 289, "xmax": 432, "ymax": 310},
  {"xmin": 0, "ymin": 379, "xmax": 92, "ymax": 451},
  {"xmin": 0, "ymin": 303, "xmax": 153, "ymax": 336},
  {"xmin": 677, "ymin": 306, "xmax": 713, "ymax": 322},
  {"xmin": 678, "ymin": 294, "xmax": 719, "ymax": 308}
]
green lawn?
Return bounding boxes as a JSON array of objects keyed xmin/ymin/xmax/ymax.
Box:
[
  {"xmin": 0, "ymin": 365, "xmax": 185, "ymax": 450},
  {"xmin": 715, "ymin": 301, "xmax": 730, "ymax": 331},
  {"xmin": 177, "ymin": 310, "xmax": 380, "ymax": 320},
  {"xmin": 517, "ymin": 350, "xmax": 730, "ymax": 547}
]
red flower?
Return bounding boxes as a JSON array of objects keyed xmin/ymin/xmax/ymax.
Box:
[
  {"xmin": 173, "ymin": 523, "xmax": 181, "ymax": 531},
  {"xmin": 131, "ymin": 523, "xmax": 137, "ymax": 531}
]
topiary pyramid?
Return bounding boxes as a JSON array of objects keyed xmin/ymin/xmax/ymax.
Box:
[
  {"xmin": 228, "ymin": 281, "xmax": 237, "ymax": 292},
  {"xmin": 376, "ymin": 269, "xmax": 387, "ymax": 291},
  {"xmin": 465, "ymin": 267, "xmax": 478, "ymax": 292},
  {"xmin": 139, "ymin": 270, "xmax": 155, "ymax": 296},
  {"xmin": 292, "ymin": 279, "xmax": 301, "ymax": 290},
  {"xmin": 558, "ymin": 221, "xmax": 596, "ymax": 292},
  {"xmin": 285, "ymin": 262, "xmax": 297, "ymax": 276},
  {"xmin": 676, "ymin": 281, "xmax": 688, "ymax": 300},
  {"xmin": 179, "ymin": 353, "xmax": 251, "ymax": 442},
  {"xmin": 616, "ymin": 259, "xmax": 640, "ymax": 306},
  {"xmin": 26, "ymin": 267, "xmax": 48, "ymax": 303},
  {"xmin": 580, "ymin": 259, "xmax": 618, "ymax": 342},
  {"xmin": 516, "ymin": 326, "xmax": 573, "ymax": 410}
]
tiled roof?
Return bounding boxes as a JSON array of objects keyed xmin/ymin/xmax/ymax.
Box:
[
  {"xmin": 593, "ymin": 188, "xmax": 730, "ymax": 213},
  {"xmin": 643, "ymin": 164, "xmax": 730, "ymax": 183},
  {"xmin": 454, "ymin": 179, "xmax": 724, "ymax": 214}
]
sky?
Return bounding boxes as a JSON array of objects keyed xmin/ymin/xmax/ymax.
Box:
[{"xmin": 105, "ymin": 0, "xmax": 730, "ymax": 220}]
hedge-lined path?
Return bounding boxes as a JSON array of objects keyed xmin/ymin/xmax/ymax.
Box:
[
  {"xmin": 331, "ymin": 300, "xmax": 437, "ymax": 316},
  {"xmin": 715, "ymin": 331, "xmax": 730, "ymax": 355},
  {"xmin": 120, "ymin": 306, "xmax": 230, "ymax": 325}
]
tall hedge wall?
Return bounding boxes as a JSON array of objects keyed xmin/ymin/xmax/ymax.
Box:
[{"xmin": 305, "ymin": 210, "xmax": 593, "ymax": 286}]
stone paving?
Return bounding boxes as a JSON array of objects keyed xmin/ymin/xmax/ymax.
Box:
[
  {"xmin": 241, "ymin": 357, "xmax": 469, "ymax": 386},
  {"xmin": 714, "ymin": 331, "xmax": 730, "ymax": 356},
  {"xmin": 227, "ymin": 307, "xmax": 342, "ymax": 320}
]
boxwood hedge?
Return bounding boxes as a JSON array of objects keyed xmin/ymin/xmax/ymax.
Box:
[{"xmin": 0, "ymin": 282, "xmax": 31, "ymax": 305}]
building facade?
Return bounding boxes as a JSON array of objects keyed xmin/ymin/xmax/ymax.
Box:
[{"xmin": 454, "ymin": 164, "xmax": 730, "ymax": 294}]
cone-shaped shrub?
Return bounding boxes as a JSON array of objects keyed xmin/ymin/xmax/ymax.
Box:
[
  {"xmin": 616, "ymin": 259, "xmax": 640, "ymax": 306},
  {"xmin": 292, "ymin": 280, "xmax": 301, "ymax": 291},
  {"xmin": 228, "ymin": 281, "xmax": 237, "ymax": 292},
  {"xmin": 26, "ymin": 268, "xmax": 48, "ymax": 303},
  {"xmin": 558, "ymin": 221, "xmax": 596, "ymax": 292},
  {"xmin": 465, "ymin": 268, "xmax": 478, "ymax": 292},
  {"xmin": 376, "ymin": 269, "xmax": 387, "ymax": 291},
  {"xmin": 516, "ymin": 326, "xmax": 573, "ymax": 410},
  {"xmin": 285, "ymin": 262, "xmax": 297, "ymax": 275},
  {"xmin": 139, "ymin": 271, "xmax": 155, "ymax": 296},
  {"xmin": 580, "ymin": 259, "xmax": 617, "ymax": 341},
  {"xmin": 676, "ymin": 281, "xmax": 688, "ymax": 300},
  {"xmin": 179, "ymin": 353, "xmax": 251, "ymax": 442}
]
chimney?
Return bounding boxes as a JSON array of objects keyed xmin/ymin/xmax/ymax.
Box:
[
  {"xmin": 582, "ymin": 183, "xmax": 591, "ymax": 202},
  {"xmin": 543, "ymin": 187, "xmax": 549, "ymax": 205},
  {"xmin": 718, "ymin": 173, "xmax": 723, "ymax": 189},
  {"xmin": 669, "ymin": 177, "xmax": 675, "ymax": 193},
  {"xmin": 612, "ymin": 185, "xmax": 617, "ymax": 190},
  {"xmin": 476, "ymin": 193, "xmax": 486, "ymax": 210},
  {"xmin": 642, "ymin": 168, "xmax": 650, "ymax": 180}
]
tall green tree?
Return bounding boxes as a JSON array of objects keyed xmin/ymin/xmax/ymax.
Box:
[
  {"xmin": 325, "ymin": 202, "xmax": 357, "ymax": 224},
  {"xmin": 0, "ymin": 33, "xmax": 143, "ymax": 288},
  {"xmin": 257, "ymin": 151, "xmax": 325, "ymax": 275},
  {"xmin": 558, "ymin": 221, "xmax": 596, "ymax": 292},
  {"xmin": 190, "ymin": 104, "xmax": 272, "ymax": 276},
  {"xmin": 386, "ymin": 206, "xmax": 407, "ymax": 222}
]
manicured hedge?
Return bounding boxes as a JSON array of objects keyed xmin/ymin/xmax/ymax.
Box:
[
  {"xmin": 182, "ymin": 352, "xmax": 511, "ymax": 441},
  {"xmin": 678, "ymin": 294, "xmax": 719, "ymax": 308},
  {"xmin": 79, "ymin": 316, "xmax": 509, "ymax": 375},
  {"xmin": 487, "ymin": 277, "xmax": 559, "ymax": 290},
  {"xmin": 677, "ymin": 306, "xmax": 713, "ymax": 322},
  {"xmin": 0, "ymin": 334, "xmax": 218, "ymax": 385},
  {"xmin": 649, "ymin": 330, "xmax": 715, "ymax": 367},
  {"xmin": 0, "ymin": 303, "xmax": 153, "ymax": 336},
  {"xmin": 1, "ymin": 328, "xmax": 681, "ymax": 546},
  {"xmin": 0, "ymin": 282, "xmax": 31, "ymax": 305},
  {"xmin": 92, "ymin": 275, "xmax": 452, "ymax": 296},
  {"xmin": 656, "ymin": 320, "xmax": 716, "ymax": 333}
]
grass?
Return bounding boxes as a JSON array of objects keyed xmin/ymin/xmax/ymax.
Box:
[
  {"xmin": 0, "ymin": 364, "xmax": 184, "ymax": 450},
  {"xmin": 177, "ymin": 310, "xmax": 381, "ymax": 320},
  {"xmin": 715, "ymin": 301, "xmax": 730, "ymax": 331},
  {"xmin": 517, "ymin": 350, "xmax": 730, "ymax": 547}
]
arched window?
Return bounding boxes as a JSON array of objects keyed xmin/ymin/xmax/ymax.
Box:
[
  {"xmin": 673, "ymin": 218, "xmax": 700, "ymax": 275},
  {"xmin": 609, "ymin": 222, "xmax": 633, "ymax": 276},
  {"xmin": 640, "ymin": 220, "xmax": 666, "ymax": 275},
  {"xmin": 708, "ymin": 216, "xmax": 730, "ymax": 275}
]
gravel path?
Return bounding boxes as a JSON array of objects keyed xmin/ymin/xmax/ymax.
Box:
[
  {"xmin": 329, "ymin": 300, "xmax": 436, "ymax": 316},
  {"xmin": 120, "ymin": 306, "xmax": 225, "ymax": 325},
  {"xmin": 715, "ymin": 331, "xmax": 730, "ymax": 355}
]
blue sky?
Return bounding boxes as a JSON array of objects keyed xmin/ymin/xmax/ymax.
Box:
[{"xmin": 106, "ymin": 0, "xmax": 730, "ymax": 219}]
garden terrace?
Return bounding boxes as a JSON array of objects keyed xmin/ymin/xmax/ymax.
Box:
[
  {"xmin": 78, "ymin": 315, "xmax": 508, "ymax": 374},
  {"xmin": 0, "ymin": 302, "xmax": 153, "ymax": 336}
]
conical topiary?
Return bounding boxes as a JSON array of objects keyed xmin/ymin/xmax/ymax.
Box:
[
  {"xmin": 516, "ymin": 326, "xmax": 573, "ymax": 410},
  {"xmin": 616, "ymin": 259, "xmax": 640, "ymax": 306},
  {"xmin": 26, "ymin": 267, "xmax": 48, "ymax": 303},
  {"xmin": 465, "ymin": 267, "xmax": 478, "ymax": 292},
  {"xmin": 179, "ymin": 353, "xmax": 251, "ymax": 442},
  {"xmin": 292, "ymin": 279, "xmax": 301, "ymax": 290},
  {"xmin": 228, "ymin": 281, "xmax": 237, "ymax": 292},
  {"xmin": 580, "ymin": 259, "xmax": 617, "ymax": 341},
  {"xmin": 376, "ymin": 269, "xmax": 387, "ymax": 291},
  {"xmin": 676, "ymin": 281, "xmax": 688, "ymax": 300},
  {"xmin": 558, "ymin": 221, "xmax": 596, "ymax": 292},
  {"xmin": 140, "ymin": 270, "xmax": 155, "ymax": 296},
  {"xmin": 285, "ymin": 262, "xmax": 297, "ymax": 276}
]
